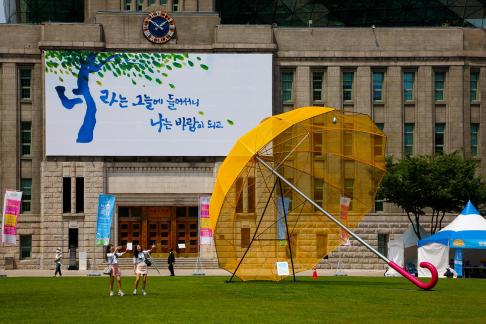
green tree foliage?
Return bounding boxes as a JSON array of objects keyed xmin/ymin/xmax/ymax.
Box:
[{"xmin": 379, "ymin": 153, "xmax": 486, "ymax": 239}]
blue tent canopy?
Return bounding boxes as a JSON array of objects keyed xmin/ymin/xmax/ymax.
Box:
[{"xmin": 418, "ymin": 201, "xmax": 486, "ymax": 249}]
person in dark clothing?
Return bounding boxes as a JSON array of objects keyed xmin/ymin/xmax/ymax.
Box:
[
  {"xmin": 168, "ymin": 248, "xmax": 175, "ymax": 276},
  {"xmin": 54, "ymin": 248, "xmax": 62, "ymax": 277}
]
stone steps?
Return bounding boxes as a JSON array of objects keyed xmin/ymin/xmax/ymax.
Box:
[{"xmin": 100, "ymin": 257, "xmax": 220, "ymax": 269}]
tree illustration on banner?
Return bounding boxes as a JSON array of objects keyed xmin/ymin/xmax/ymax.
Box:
[{"xmin": 44, "ymin": 51, "xmax": 209, "ymax": 143}]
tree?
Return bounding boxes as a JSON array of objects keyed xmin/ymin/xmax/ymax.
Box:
[
  {"xmin": 378, "ymin": 153, "xmax": 486, "ymax": 239},
  {"xmin": 45, "ymin": 51, "xmax": 208, "ymax": 143}
]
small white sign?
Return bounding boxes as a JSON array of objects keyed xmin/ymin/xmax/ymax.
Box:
[
  {"xmin": 127, "ymin": 242, "xmax": 133, "ymax": 251},
  {"xmin": 79, "ymin": 251, "xmax": 87, "ymax": 271},
  {"xmin": 178, "ymin": 243, "xmax": 186, "ymax": 249},
  {"xmin": 276, "ymin": 261, "xmax": 290, "ymax": 276}
]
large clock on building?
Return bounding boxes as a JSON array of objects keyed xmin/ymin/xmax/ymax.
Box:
[{"xmin": 142, "ymin": 11, "xmax": 176, "ymax": 44}]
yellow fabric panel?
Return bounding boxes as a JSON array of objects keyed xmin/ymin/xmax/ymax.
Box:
[
  {"xmin": 211, "ymin": 107, "xmax": 387, "ymax": 281},
  {"xmin": 209, "ymin": 107, "xmax": 335, "ymax": 231}
]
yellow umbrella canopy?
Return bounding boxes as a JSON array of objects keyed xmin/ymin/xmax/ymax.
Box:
[{"xmin": 210, "ymin": 107, "xmax": 386, "ymax": 281}]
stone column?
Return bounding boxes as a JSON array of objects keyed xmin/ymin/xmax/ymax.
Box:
[
  {"xmin": 384, "ymin": 66, "xmax": 402, "ymax": 158},
  {"xmin": 416, "ymin": 66, "xmax": 433, "ymax": 155},
  {"xmin": 447, "ymin": 66, "xmax": 464, "ymax": 153},
  {"xmin": 294, "ymin": 66, "xmax": 310, "ymax": 108},
  {"xmin": 356, "ymin": 66, "xmax": 372, "ymax": 116},
  {"xmin": 327, "ymin": 66, "xmax": 341, "ymax": 109}
]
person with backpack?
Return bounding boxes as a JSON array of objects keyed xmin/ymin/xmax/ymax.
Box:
[
  {"xmin": 106, "ymin": 244, "xmax": 126, "ymax": 296},
  {"xmin": 133, "ymin": 244, "xmax": 155, "ymax": 296}
]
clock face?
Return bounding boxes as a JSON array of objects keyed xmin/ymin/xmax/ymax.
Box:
[{"xmin": 142, "ymin": 11, "xmax": 176, "ymax": 44}]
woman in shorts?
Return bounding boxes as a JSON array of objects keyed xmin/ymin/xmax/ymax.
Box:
[
  {"xmin": 133, "ymin": 244, "xmax": 155, "ymax": 296},
  {"xmin": 106, "ymin": 244, "xmax": 126, "ymax": 296}
]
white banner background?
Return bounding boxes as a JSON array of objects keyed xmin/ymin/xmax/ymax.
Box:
[{"xmin": 45, "ymin": 53, "xmax": 272, "ymax": 156}]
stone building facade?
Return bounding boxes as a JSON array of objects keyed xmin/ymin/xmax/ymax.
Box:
[{"xmin": 0, "ymin": 0, "xmax": 484, "ymax": 270}]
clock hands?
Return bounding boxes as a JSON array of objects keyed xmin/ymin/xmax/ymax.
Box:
[{"xmin": 149, "ymin": 19, "xmax": 164, "ymax": 30}]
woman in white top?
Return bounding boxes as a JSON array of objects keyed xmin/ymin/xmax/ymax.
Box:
[
  {"xmin": 133, "ymin": 244, "xmax": 155, "ymax": 296},
  {"xmin": 106, "ymin": 244, "xmax": 126, "ymax": 296},
  {"xmin": 54, "ymin": 248, "xmax": 62, "ymax": 277}
]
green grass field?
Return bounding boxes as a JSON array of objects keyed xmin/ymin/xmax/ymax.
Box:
[{"xmin": 1, "ymin": 276, "xmax": 485, "ymax": 323}]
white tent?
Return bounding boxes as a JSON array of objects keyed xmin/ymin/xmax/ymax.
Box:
[
  {"xmin": 385, "ymin": 224, "xmax": 428, "ymax": 277},
  {"xmin": 418, "ymin": 201, "xmax": 486, "ymax": 277}
]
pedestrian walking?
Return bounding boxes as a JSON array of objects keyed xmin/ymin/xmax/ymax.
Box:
[
  {"xmin": 168, "ymin": 248, "xmax": 175, "ymax": 276},
  {"xmin": 54, "ymin": 248, "xmax": 62, "ymax": 277},
  {"xmin": 106, "ymin": 244, "xmax": 126, "ymax": 296},
  {"xmin": 133, "ymin": 244, "xmax": 155, "ymax": 296}
]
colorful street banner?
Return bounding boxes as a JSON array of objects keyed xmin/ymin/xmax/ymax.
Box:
[
  {"xmin": 95, "ymin": 194, "xmax": 116, "ymax": 246},
  {"xmin": 199, "ymin": 196, "xmax": 212, "ymax": 245},
  {"xmin": 454, "ymin": 248, "xmax": 463, "ymax": 277},
  {"xmin": 277, "ymin": 196, "xmax": 290, "ymax": 241},
  {"xmin": 340, "ymin": 196, "xmax": 351, "ymax": 246},
  {"xmin": 1, "ymin": 190, "xmax": 23, "ymax": 244}
]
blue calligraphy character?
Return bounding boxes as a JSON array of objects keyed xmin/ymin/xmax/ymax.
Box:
[
  {"xmin": 118, "ymin": 94, "xmax": 128, "ymax": 108},
  {"xmin": 150, "ymin": 113, "xmax": 173, "ymax": 132},
  {"xmin": 100, "ymin": 89, "xmax": 110, "ymax": 104},
  {"xmin": 143, "ymin": 94, "xmax": 154, "ymax": 111},
  {"xmin": 132, "ymin": 94, "xmax": 144, "ymax": 107},
  {"xmin": 167, "ymin": 94, "xmax": 176, "ymax": 111}
]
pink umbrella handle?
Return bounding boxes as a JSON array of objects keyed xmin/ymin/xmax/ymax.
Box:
[{"xmin": 388, "ymin": 261, "xmax": 438, "ymax": 290}]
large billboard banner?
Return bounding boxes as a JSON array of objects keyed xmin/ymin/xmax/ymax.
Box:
[{"xmin": 44, "ymin": 51, "xmax": 272, "ymax": 156}]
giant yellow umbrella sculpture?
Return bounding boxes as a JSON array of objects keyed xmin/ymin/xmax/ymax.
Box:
[{"xmin": 210, "ymin": 107, "xmax": 438, "ymax": 289}]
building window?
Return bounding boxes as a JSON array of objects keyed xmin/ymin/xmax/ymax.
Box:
[
  {"xmin": 148, "ymin": 0, "xmax": 156, "ymax": 5},
  {"xmin": 471, "ymin": 123, "xmax": 479, "ymax": 157},
  {"xmin": 372, "ymin": 71, "xmax": 384, "ymax": 102},
  {"xmin": 21, "ymin": 121, "xmax": 32, "ymax": 156},
  {"xmin": 282, "ymin": 71, "xmax": 293, "ymax": 103},
  {"xmin": 374, "ymin": 199, "xmax": 384, "ymax": 212},
  {"xmin": 314, "ymin": 178, "xmax": 324, "ymax": 207},
  {"xmin": 342, "ymin": 71, "xmax": 354, "ymax": 102},
  {"xmin": 434, "ymin": 71, "xmax": 445, "ymax": 101},
  {"xmin": 137, "ymin": 0, "xmax": 143, "ymax": 10},
  {"xmin": 470, "ymin": 71, "xmax": 479, "ymax": 102},
  {"xmin": 160, "ymin": 0, "xmax": 167, "ymax": 4},
  {"xmin": 435, "ymin": 123, "xmax": 445, "ymax": 154},
  {"xmin": 377, "ymin": 234, "xmax": 389, "ymax": 258},
  {"xmin": 173, "ymin": 0, "xmax": 179, "ymax": 11},
  {"xmin": 241, "ymin": 227, "xmax": 250, "ymax": 249},
  {"xmin": 21, "ymin": 178, "xmax": 32, "ymax": 213},
  {"xmin": 20, "ymin": 69, "xmax": 31, "ymax": 100},
  {"xmin": 75, "ymin": 177, "xmax": 84, "ymax": 213},
  {"xmin": 312, "ymin": 71, "xmax": 324, "ymax": 101},
  {"xmin": 124, "ymin": 0, "xmax": 131, "ymax": 10},
  {"xmin": 404, "ymin": 123, "xmax": 414, "ymax": 156},
  {"xmin": 375, "ymin": 123, "xmax": 384, "ymax": 131},
  {"xmin": 247, "ymin": 177, "xmax": 255, "ymax": 213},
  {"xmin": 403, "ymin": 71, "xmax": 415, "ymax": 102},
  {"xmin": 63, "ymin": 177, "xmax": 71, "ymax": 213},
  {"xmin": 235, "ymin": 178, "xmax": 243, "ymax": 213},
  {"xmin": 20, "ymin": 235, "xmax": 32, "ymax": 260}
]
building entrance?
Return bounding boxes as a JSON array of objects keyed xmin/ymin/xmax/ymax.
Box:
[{"xmin": 118, "ymin": 206, "xmax": 198, "ymax": 256}]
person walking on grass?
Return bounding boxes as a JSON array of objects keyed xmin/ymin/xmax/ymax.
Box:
[
  {"xmin": 106, "ymin": 244, "xmax": 126, "ymax": 297},
  {"xmin": 54, "ymin": 248, "xmax": 62, "ymax": 277},
  {"xmin": 168, "ymin": 248, "xmax": 175, "ymax": 276},
  {"xmin": 133, "ymin": 244, "xmax": 155, "ymax": 296}
]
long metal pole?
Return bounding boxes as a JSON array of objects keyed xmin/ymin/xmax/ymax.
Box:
[{"xmin": 256, "ymin": 156, "xmax": 391, "ymax": 264}]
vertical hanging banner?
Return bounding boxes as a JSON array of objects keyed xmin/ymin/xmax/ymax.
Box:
[
  {"xmin": 454, "ymin": 248, "xmax": 463, "ymax": 278},
  {"xmin": 277, "ymin": 196, "xmax": 290, "ymax": 241},
  {"xmin": 340, "ymin": 196, "xmax": 351, "ymax": 246},
  {"xmin": 1, "ymin": 190, "xmax": 23, "ymax": 244},
  {"xmin": 95, "ymin": 194, "xmax": 116, "ymax": 246},
  {"xmin": 199, "ymin": 196, "xmax": 212, "ymax": 245}
]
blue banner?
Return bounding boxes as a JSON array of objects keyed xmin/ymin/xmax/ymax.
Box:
[
  {"xmin": 95, "ymin": 194, "xmax": 116, "ymax": 246},
  {"xmin": 454, "ymin": 248, "xmax": 463, "ymax": 278},
  {"xmin": 277, "ymin": 196, "xmax": 290, "ymax": 241}
]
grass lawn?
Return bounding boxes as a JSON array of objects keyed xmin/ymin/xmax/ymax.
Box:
[{"xmin": 1, "ymin": 275, "xmax": 485, "ymax": 323}]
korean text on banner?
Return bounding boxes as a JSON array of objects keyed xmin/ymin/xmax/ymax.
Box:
[
  {"xmin": 2, "ymin": 190, "xmax": 23, "ymax": 244},
  {"xmin": 340, "ymin": 196, "xmax": 351, "ymax": 246},
  {"xmin": 95, "ymin": 194, "xmax": 116, "ymax": 246},
  {"xmin": 199, "ymin": 196, "xmax": 212, "ymax": 245}
]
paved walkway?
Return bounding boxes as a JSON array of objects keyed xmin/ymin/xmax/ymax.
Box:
[{"xmin": 1, "ymin": 268, "xmax": 385, "ymax": 277}]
